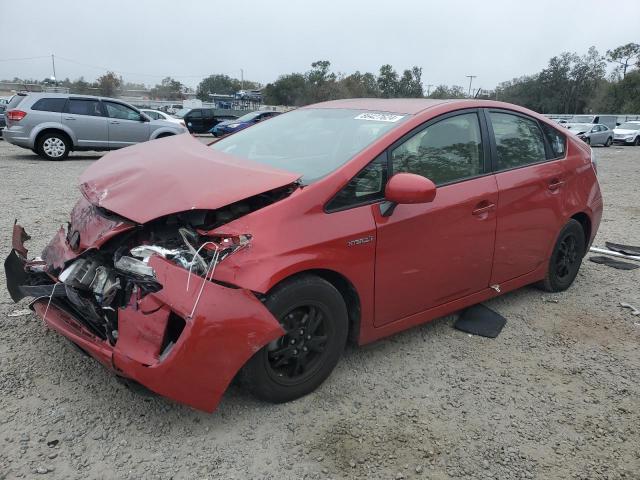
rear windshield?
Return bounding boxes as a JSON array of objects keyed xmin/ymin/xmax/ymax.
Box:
[
  {"xmin": 211, "ymin": 108, "xmax": 408, "ymax": 183},
  {"xmin": 7, "ymin": 94, "xmax": 26, "ymax": 109}
]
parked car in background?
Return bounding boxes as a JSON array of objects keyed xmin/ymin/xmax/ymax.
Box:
[
  {"xmin": 140, "ymin": 109, "xmax": 186, "ymax": 127},
  {"xmin": 6, "ymin": 99, "xmax": 602, "ymax": 412},
  {"xmin": 613, "ymin": 121, "xmax": 640, "ymax": 145},
  {"xmin": 2, "ymin": 93, "xmax": 187, "ymax": 160},
  {"xmin": 566, "ymin": 123, "xmax": 613, "ymax": 146},
  {"xmin": 165, "ymin": 104, "xmax": 183, "ymax": 114},
  {"xmin": 0, "ymin": 104, "xmax": 6, "ymax": 130},
  {"xmin": 179, "ymin": 107, "xmax": 236, "ymax": 134},
  {"xmin": 566, "ymin": 115, "xmax": 618, "ymax": 130},
  {"xmin": 210, "ymin": 110, "xmax": 281, "ymax": 136}
]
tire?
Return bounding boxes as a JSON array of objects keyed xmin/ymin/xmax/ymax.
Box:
[
  {"xmin": 605, "ymin": 137, "xmax": 612, "ymax": 147},
  {"xmin": 156, "ymin": 133, "xmax": 175, "ymax": 139},
  {"xmin": 537, "ymin": 219, "xmax": 586, "ymax": 292},
  {"xmin": 634, "ymin": 136, "xmax": 640, "ymax": 146},
  {"xmin": 36, "ymin": 132, "xmax": 69, "ymax": 160},
  {"xmin": 241, "ymin": 274, "xmax": 348, "ymax": 403}
]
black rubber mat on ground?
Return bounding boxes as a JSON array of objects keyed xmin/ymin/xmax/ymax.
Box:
[
  {"xmin": 605, "ymin": 241, "xmax": 640, "ymax": 256},
  {"xmin": 589, "ymin": 255, "xmax": 639, "ymax": 270},
  {"xmin": 454, "ymin": 304, "xmax": 506, "ymax": 338}
]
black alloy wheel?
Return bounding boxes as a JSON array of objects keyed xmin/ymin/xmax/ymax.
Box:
[
  {"xmin": 538, "ymin": 219, "xmax": 586, "ymax": 292},
  {"xmin": 241, "ymin": 274, "xmax": 348, "ymax": 403}
]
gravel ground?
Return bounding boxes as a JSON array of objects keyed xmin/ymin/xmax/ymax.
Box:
[{"xmin": 0, "ymin": 140, "xmax": 639, "ymax": 480}]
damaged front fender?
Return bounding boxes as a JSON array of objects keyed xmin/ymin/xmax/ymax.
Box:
[{"xmin": 23, "ymin": 255, "xmax": 284, "ymax": 412}]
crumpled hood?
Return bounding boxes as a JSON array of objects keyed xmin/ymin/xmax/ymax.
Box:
[{"xmin": 79, "ymin": 134, "xmax": 301, "ymax": 224}]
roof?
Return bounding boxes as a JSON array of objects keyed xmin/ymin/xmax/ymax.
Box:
[{"xmin": 304, "ymin": 98, "xmax": 462, "ymax": 115}]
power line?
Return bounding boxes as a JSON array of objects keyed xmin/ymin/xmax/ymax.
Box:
[
  {"xmin": 0, "ymin": 55, "xmax": 50, "ymax": 62},
  {"xmin": 0, "ymin": 54, "xmax": 244, "ymax": 81}
]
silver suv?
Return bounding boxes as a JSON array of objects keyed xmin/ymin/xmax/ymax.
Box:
[{"xmin": 2, "ymin": 93, "xmax": 188, "ymax": 160}]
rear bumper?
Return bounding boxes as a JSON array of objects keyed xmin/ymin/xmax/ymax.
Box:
[
  {"xmin": 5, "ymin": 224, "xmax": 285, "ymax": 412},
  {"xmin": 2, "ymin": 127, "xmax": 32, "ymax": 148}
]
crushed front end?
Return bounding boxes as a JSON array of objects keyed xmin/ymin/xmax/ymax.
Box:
[{"xmin": 4, "ymin": 195, "xmax": 287, "ymax": 412}]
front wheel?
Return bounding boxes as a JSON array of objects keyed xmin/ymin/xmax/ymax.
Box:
[
  {"xmin": 537, "ymin": 219, "xmax": 586, "ymax": 292},
  {"xmin": 634, "ymin": 136, "xmax": 640, "ymax": 146},
  {"xmin": 241, "ymin": 275, "xmax": 348, "ymax": 403}
]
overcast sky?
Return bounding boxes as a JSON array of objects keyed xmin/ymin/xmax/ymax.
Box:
[{"xmin": 1, "ymin": 0, "xmax": 639, "ymax": 91}]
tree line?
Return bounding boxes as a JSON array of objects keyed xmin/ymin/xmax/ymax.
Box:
[{"xmin": 3, "ymin": 42, "xmax": 639, "ymax": 113}]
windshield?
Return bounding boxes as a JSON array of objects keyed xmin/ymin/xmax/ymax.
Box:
[
  {"xmin": 618, "ymin": 122, "xmax": 640, "ymax": 130},
  {"xmin": 568, "ymin": 115, "xmax": 594, "ymax": 123},
  {"xmin": 174, "ymin": 108, "xmax": 191, "ymax": 118},
  {"xmin": 234, "ymin": 111, "xmax": 263, "ymax": 123},
  {"xmin": 211, "ymin": 108, "xmax": 408, "ymax": 183}
]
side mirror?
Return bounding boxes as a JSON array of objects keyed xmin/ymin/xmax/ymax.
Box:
[
  {"xmin": 381, "ymin": 173, "xmax": 436, "ymax": 216},
  {"xmin": 140, "ymin": 114, "xmax": 150, "ymax": 122}
]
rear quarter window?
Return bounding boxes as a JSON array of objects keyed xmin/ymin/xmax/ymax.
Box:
[
  {"xmin": 540, "ymin": 122, "xmax": 566, "ymax": 159},
  {"xmin": 31, "ymin": 98, "xmax": 67, "ymax": 113}
]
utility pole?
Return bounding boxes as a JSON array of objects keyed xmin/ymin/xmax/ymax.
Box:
[
  {"xmin": 51, "ymin": 53, "xmax": 57, "ymax": 83},
  {"xmin": 466, "ymin": 75, "xmax": 477, "ymax": 97},
  {"xmin": 240, "ymin": 68, "xmax": 244, "ymax": 90},
  {"xmin": 426, "ymin": 84, "xmax": 433, "ymax": 96}
]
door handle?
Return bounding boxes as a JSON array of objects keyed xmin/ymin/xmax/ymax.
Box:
[
  {"xmin": 548, "ymin": 180, "xmax": 565, "ymax": 191},
  {"xmin": 64, "ymin": 117, "xmax": 75, "ymax": 120},
  {"xmin": 110, "ymin": 121, "xmax": 120, "ymax": 124},
  {"xmin": 472, "ymin": 203, "xmax": 496, "ymax": 216}
]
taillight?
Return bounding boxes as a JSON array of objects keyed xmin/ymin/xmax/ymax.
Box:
[{"xmin": 7, "ymin": 110, "xmax": 27, "ymax": 121}]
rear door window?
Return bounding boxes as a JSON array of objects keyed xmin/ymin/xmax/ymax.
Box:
[
  {"xmin": 32, "ymin": 98, "xmax": 67, "ymax": 112},
  {"xmin": 489, "ymin": 112, "xmax": 546, "ymax": 170},
  {"xmin": 66, "ymin": 99, "xmax": 103, "ymax": 117}
]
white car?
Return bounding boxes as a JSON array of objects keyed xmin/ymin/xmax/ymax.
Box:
[
  {"xmin": 140, "ymin": 109, "xmax": 186, "ymax": 128},
  {"xmin": 613, "ymin": 121, "xmax": 640, "ymax": 146}
]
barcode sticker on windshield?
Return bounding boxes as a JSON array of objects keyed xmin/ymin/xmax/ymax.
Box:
[{"xmin": 354, "ymin": 113, "xmax": 404, "ymax": 122}]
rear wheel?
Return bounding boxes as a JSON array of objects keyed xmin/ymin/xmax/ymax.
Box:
[
  {"xmin": 537, "ymin": 219, "xmax": 586, "ymax": 292},
  {"xmin": 37, "ymin": 132, "xmax": 69, "ymax": 160},
  {"xmin": 605, "ymin": 136, "xmax": 612, "ymax": 147},
  {"xmin": 241, "ymin": 275, "xmax": 348, "ymax": 403}
]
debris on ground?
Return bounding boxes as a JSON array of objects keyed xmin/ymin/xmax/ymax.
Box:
[
  {"xmin": 589, "ymin": 255, "xmax": 639, "ymax": 270},
  {"xmin": 620, "ymin": 302, "xmax": 640, "ymax": 316}
]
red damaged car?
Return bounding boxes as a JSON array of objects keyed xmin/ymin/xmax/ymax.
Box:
[{"xmin": 5, "ymin": 99, "xmax": 602, "ymax": 412}]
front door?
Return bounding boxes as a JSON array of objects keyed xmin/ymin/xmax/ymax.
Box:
[
  {"xmin": 373, "ymin": 110, "xmax": 498, "ymax": 326},
  {"xmin": 62, "ymin": 98, "xmax": 108, "ymax": 148},
  {"xmin": 486, "ymin": 110, "xmax": 568, "ymax": 285},
  {"xmin": 103, "ymin": 101, "xmax": 150, "ymax": 148},
  {"xmin": 185, "ymin": 109, "xmax": 204, "ymax": 133}
]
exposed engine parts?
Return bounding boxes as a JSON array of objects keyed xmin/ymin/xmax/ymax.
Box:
[{"xmin": 48, "ymin": 219, "xmax": 251, "ymax": 343}]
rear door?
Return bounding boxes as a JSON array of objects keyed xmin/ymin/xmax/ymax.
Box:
[
  {"xmin": 62, "ymin": 98, "xmax": 108, "ymax": 148},
  {"xmin": 373, "ymin": 110, "xmax": 498, "ymax": 326},
  {"xmin": 103, "ymin": 101, "xmax": 150, "ymax": 147},
  {"xmin": 486, "ymin": 110, "xmax": 568, "ymax": 285}
]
